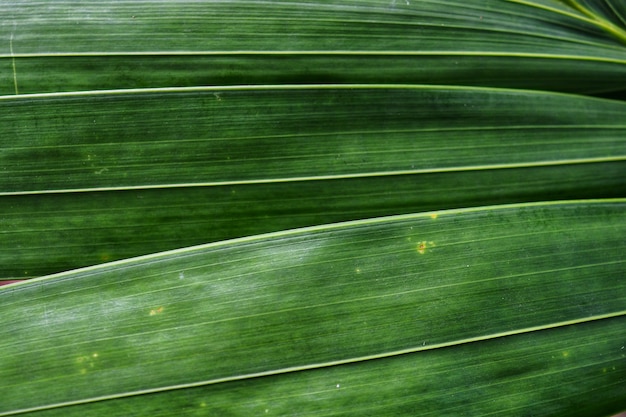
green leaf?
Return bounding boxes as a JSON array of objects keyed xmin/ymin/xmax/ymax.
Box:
[
  {"xmin": 1, "ymin": 200, "xmax": 625, "ymax": 416},
  {"xmin": 4, "ymin": 85, "xmax": 626, "ymax": 192},
  {"xmin": 2, "ymin": 85, "xmax": 625, "ymax": 278},
  {"xmin": 0, "ymin": 85, "xmax": 626, "ymax": 193},
  {"xmin": 2, "ymin": 0, "xmax": 626, "ymax": 94},
  {"xmin": 3, "ymin": 161, "xmax": 624, "ymax": 279},
  {"xmin": 2, "ymin": 1, "xmax": 626, "ymax": 415}
]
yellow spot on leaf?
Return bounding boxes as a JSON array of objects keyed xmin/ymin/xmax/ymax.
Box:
[
  {"xmin": 417, "ymin": 242, "xmax": 426, "ymax": 254},
  {"xmin": 417, "ymin": 242, "xmax": 427, "ymax": 254},
  {"xmin": 430, "ymin": 213, "xmax": 438, "ymax": 220},
  {"xmin": 76, "ymin": 353, "xmax": 99, "ymax": 374},
  {"xmin": 149, "ymin": 306, "xmax": 164, "ymax": 316},
  {"xmin": 416, "ymin": 241, "xmax": 436, "ymax": 255}
]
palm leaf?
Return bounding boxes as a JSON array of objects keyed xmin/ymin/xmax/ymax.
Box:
[
  {"xmin": 1, "ymin": 200, "xmax": 625, "ymax": 416},
  {"xmin": 1, "ymin": 85, "xmax": 625, "ymax": 278},
  {"xmin": 1, "ymin": 0, "xmax": 625, "ymax": 415},
  {"xmin": 2, "ymin": 1, "xmax": 626, "ymax": 94}
]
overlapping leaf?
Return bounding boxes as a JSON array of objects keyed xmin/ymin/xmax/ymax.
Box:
[
  {"xmin": 1, "ymin": 0, "xmax": 626, "ymax": 415},
  {"xmin": 1, "ymin": 201, "xmax": 625, "ymax": 416},
  {"xmin": 1, "ymin": 1, "xmax": 625, "ymax": 94},
  {"xmin": 1, "ymin": 86, "xmax": 625, "ymax": 278}
]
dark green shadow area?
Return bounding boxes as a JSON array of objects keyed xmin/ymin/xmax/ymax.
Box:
[{"xmin": 8, "ymin": 54, "xmax": 626, "ymax": 95}]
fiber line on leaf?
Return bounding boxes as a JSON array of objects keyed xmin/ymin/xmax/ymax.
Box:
[
  {"xmin": 1, "ymin": 156, "xmax": 624, "ymax": 197},
  {"xmin": 9, "ymin": 31, "xmax": 18, "ymax": 95},
  {"xmin": 510, "ymin": 0, "xmax": 626, "ymax": 44},
  {"xmin": 560, "ymin": 0, "xmax": 626, "ymax": 45},
  {"xmin": 1, "ymin": 51, "xmax": 625, "ymax": 65},
  {"xmin": 1, "ymin": 310, "xmax": 624, "ymax": 417},
  {"xmin": 0, "ymin": 198, "xmax": 624, "ymax": 291}
]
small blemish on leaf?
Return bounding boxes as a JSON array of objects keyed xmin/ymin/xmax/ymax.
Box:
[
  {"xmin": 149, "ymin": 306, "xmax": 164, "ymax": 316},
  {"xmin": 76, "ymin": 353, "xmax": 99, "ymax": 374},
  {"xmin": 416, "ymin": 241, "xmax": 436, "ymax": 254},
  {"xmin": 417, "ymin": 242, "xmax": 426, "ymax": 254}
]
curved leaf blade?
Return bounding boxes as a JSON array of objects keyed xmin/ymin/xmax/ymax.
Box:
[
  {"xmin": 2, "ymin": 85, "xmax": 625, "ymax": 278},
  {"xmin": 1, "ymin": 200, "xmax": 624, "ymax": 415},
  {"xmin": 2, "ymin": 161, "xmax": 625, "ymax": 279},
  {"xmin": 11, "ymin": 316, "xmax": 626, "ymax": 417}
]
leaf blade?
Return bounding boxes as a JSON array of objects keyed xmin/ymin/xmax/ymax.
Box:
[
  {"xmin": 2, "ymin": 85, "xmax": 625, "ymax": 278},
  {"xmin": 2, "ymin": 1, "xmax": 626, "ymax": 94},
  {"xmin": 1, "ymin": 200, "xmax": 624, "ymax": 415}
]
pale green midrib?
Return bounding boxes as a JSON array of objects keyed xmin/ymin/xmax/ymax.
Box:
[
  {"xmin": 2, "ymin": 198, "xmax": 624, "ymax": 289},
  {"xmin": 511, "ymin": 0, "xmax": 626, "ymax": 45},
  {"xmin": 560, "ymin": 0, "xmax": 626, "ymax": 45},
  {"xmin": 1, "ymin": 50, "xmax": 625, "ymax": 62},
  {"xmin": 0, "ymin": 154, "xmax": 626, "ymax": 197},
  {"xmin": 4, "ymin": 82, "xmax": 626, "ymax": 101},
  {"xmin": 1, "ymin": 310, "xmax": 624, "ymax": 416},
  {"xmin": 2, "ymin": 156, "xmax": 625, "ymax": 197}
]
